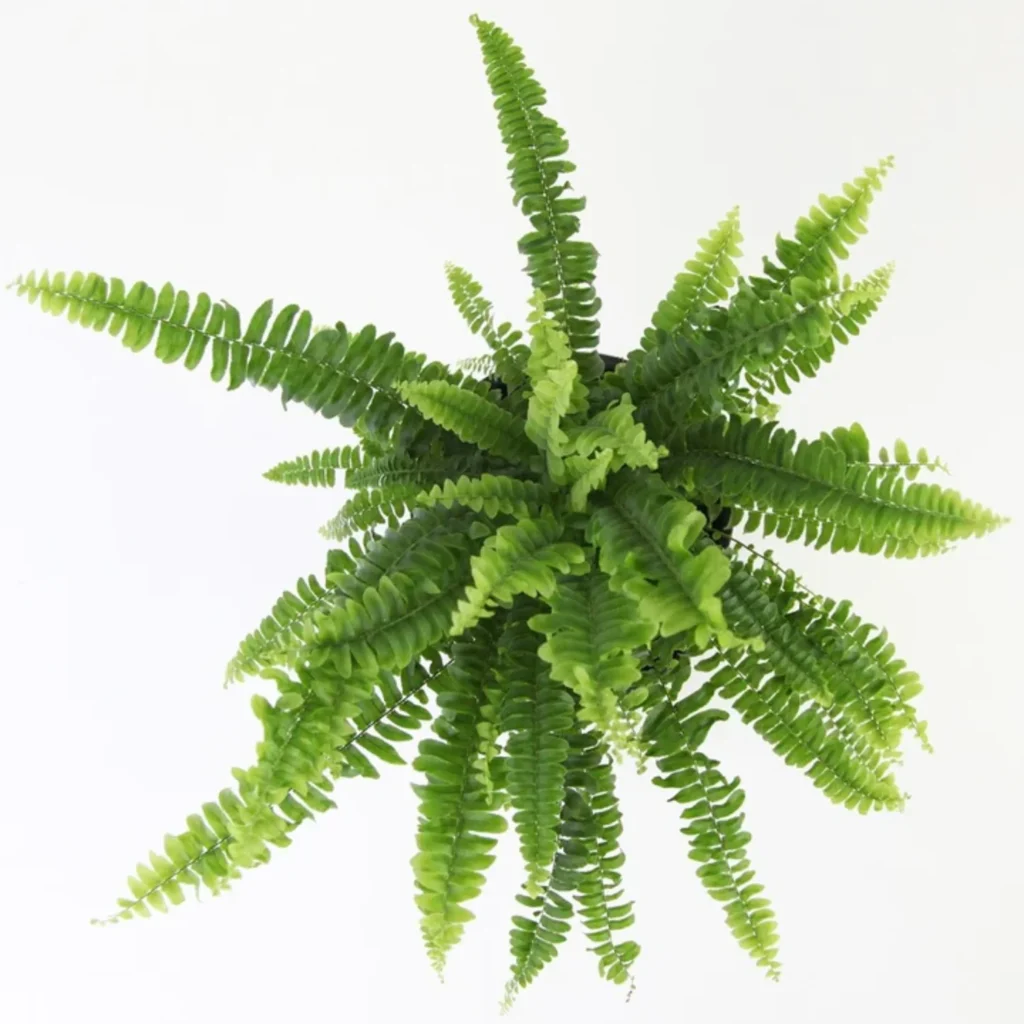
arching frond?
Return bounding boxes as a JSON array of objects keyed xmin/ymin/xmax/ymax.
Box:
[
  {"xmin": 319, "ymin": 484, "xmax": 423, "ymax": 542},
  {"xmin": 470, "ymin": 16, "xmax": 602, "ymax": 377},
  {"xmin": 400, "ymin": 378, "xmax": 537, "ymax": 463},
  {"xmin": 665, "ymin": 416, "xmax": 1005, "ymax": 557},
  {"xmin": 12, "ymin": 271, "xmax": 430, "ymax": 435}
]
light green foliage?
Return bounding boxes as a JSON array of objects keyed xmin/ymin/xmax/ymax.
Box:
[
  {"xmin": 643, "ymin": 206, "xmax": 743, "ymax": 349},
  {"xmin": 13, "ymin": 11, "xmax": 1007, "ymax": 1008},
  {"xmin": 530, "ymin": 571, "xmax": 656, "ymax": 754}
]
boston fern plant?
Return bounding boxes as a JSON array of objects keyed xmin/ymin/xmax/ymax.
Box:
[{"xmin": 9, "ymin": 13, "xmax": 1006, "ymax": 1009}]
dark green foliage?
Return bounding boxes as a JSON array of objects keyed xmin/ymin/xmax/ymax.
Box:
[{"xmin": 12, "ymin": 11, "xmax": 1006, "ymax": 1011}]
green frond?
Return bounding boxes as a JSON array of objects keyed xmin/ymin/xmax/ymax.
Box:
[
  {"xmin": 573, "ymin": 755, "xmax": 641, "ymax": 988},
  {"xmin": 450, "ymin": 516, "xmax": 587, "ymax": 636},
  {"xmin": 263, "ymin": 446, "xmax": 359, "ymax": 487},
  {"xmin": 818, "ymin": 422, "xmax": 949, "ymax": 482},
  {"xmin": 96, "ymin": 790, "xmax": 245, "ymax": 923},
  {"xmin": 225, "ymin": 572, "xmax": 335, "ymax": 684},
  {"xmin": 445, "ymin": 262, "xmax": 528, "ymax": 385},
  {"xmin": 737, "ymin": 553, "xmax": 931, "ymax": 753},
  {"xmin": 643, "ymin": 207, "xmax": 743, "ymax": 348},
  {"xmin": 529, "ymin": 571, "xmax": 656, "ymax": 755},
  {"xmin": 626, "ymin": 274, "xmax": 866, "ymax": 436},
  {"xmin": 665, "ymin": 416, "xmax": 1006, "ymax": 557},
  {"xmin": 524, "ymin": 292, "xmax": 589, "ymax": 479},
  {"xmin": 587, "ymin": 473, "xmax": 745, "ymax": 649},
  {"xmin": 753, "ymin": 157, "xmax": 894, "ymax": 294},
  {"xmin": 470, "ymin": 16, "xmax": 602, "ymax": 378},
  {"xmin": 305, "ymin": 537, "xmax": 474, "ymax": 679},
  {"xmin": 497, "ymin": 607, "xmax": 575, "ymax": 897},
  {"xmin": 711, "ymin": 652, "xmax": 904, "ymax": 812},
  {"xmin": 417, "ymin": 473, "xmax": 551, "ymax": 519},
  {"xmin": 344, "ymin": 449, "xmax": 490, "ymax": 492},
  {"xmin": 400, "ymin": 378, "xmax": 537, "ymax": 464},
  {"xmin": 319, "ymin": 484, "xmax": 423, "ymax": 542},
  {"xmin": 741, "ymin": 265, "xmax": 894, "ymax": 402},
  {"xmin": 652, "ymin": 748, "xmax": 780, "ymax": 979},
  {"xmin": 412, "ymin": 629, "xmax": 508, "ymax": 974},
  {"xmin": 12, "ymin": 271, "xmax": 429, "ymax": 436}
]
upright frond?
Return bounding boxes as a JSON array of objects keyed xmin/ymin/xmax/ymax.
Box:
[
  {"xmin": 643, "ymin": 207, "xmax": 743, "ymax": 348},
  {"xmin": 470, "ymin": 16, "xmax": 602, "ymax": 377},
  {"xmin": 753, "ymin": 157, "xmax": 894, "ymax": 294}
]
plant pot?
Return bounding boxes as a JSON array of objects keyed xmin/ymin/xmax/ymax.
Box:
[{"xmin": 487, "ymin": 351, "xmax": 733, "ymax": 549}]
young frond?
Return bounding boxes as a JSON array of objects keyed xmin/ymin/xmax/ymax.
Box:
[
  {"xmin": 666, "ymin": 416, "xmax": 1005, "ymax": 557},
  {"xmin": 450, "ymin": 516, "xmax": 587, "ymax": 636},
  {"xmin": 530, "ymin": 571, "xmax": 656, "ymax": 754},
  {"xmin": 12, "ymin": 271, "xmax": 429, "ymax": 436},
  {"xmin": 470, "ymin": 16, "xmax": 603, "ymax": 377},
  {"xmin": 417, "ymin": 473, "xmax": 551, "ymax": 519},
  {"xmin": 643, "ymin": 206, "xmax": 743, "ymax": 349},
  {"xmin": 400, "ymin": 378, "xmax": 537, "ymax": 464},
  {"xmin": 754, "ymin": 157, "xmax": 894, "ymax": 294},
  {"xmin": 587, "ymin": 474, "xmax": 744, "ymax": 650},
  {"xmin": 445, "ymin": 262, "xmax": 528, "ymax": 384}
]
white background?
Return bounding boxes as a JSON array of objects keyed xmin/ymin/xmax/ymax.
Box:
[{"xmin": 1, "ymin": 1, "xmax": 1021, "ymax": 1021}]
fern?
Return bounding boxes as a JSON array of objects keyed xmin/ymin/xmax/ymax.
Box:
[
  {"xmin": 665, "ymin": 416, "xmax": 1004, "ymax": 557},
  {"xmin": 15, "ymin": 11, "xmax": 1007, "ymax": 1009},
  {"xmin": 471, "ymin": 16, "xmax": 603, "ymax": 378}
]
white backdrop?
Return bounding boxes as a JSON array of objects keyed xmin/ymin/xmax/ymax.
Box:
[{"xmin": 1, "ymin": 1, "xmax": 1021, "ymax": 1021}]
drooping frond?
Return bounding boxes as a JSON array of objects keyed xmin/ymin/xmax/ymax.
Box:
[
  {"xmin": 225, "ymin": 572, "xmax": 336, "ymax": 684},
  {"xmin": 752, "ymin": 157, "xmax": 894, "ymax": 295},
  {"xmin": 642, "ymin": 207, "xmax": 743, "ymax": 349},
  {"xmin": 497, "ymin": 607, "xmax": 574, "ymax": 896},
  {"xmin": 652, "ymin": 747, "xmax": 781, "ymax": 979},
  {"xmin": 417, "ymin": 473, "xmax": 551, "ymax": 519},
  {"xmin": 529, "ymin": 570, "xmax": 656, "ymax": 754},
  {"xmin": 450, "ymin": 516, "xmax": 587, "ymax": 636},
  {"xmin": 573, "ymin": 754, "xmax": 641, "ymax": 988},
  {"xmin": 96, "ymin": 790, "xmax": 245, "ymax": 923},
  {"xmin": 470, "ymin": 16, "xmax": 602, "ymax": 377},
  {"xmin": 445, "ymin": 262, "xmax": 528, "ymax": 384},
  {"xmin": 12, "ymin": 271, "xmax": 431, "ymax": 436},
  {"xmin": 709, "ymin": 651, "xmax": 905, "ymax": 812},
  {"xmin": 732, "ymin": 550, "xmax": 930, "ymax": 753},
  {"xmin": 399, "ymin": 379, "xmax": 537, "ymax": 463},
  {"xmin": 665, "ymin": 416, "xmax": 1005, "ymax": 557},
  {"xmin": 587, "ymin": 473, "xmax": 744, "ymax": 649},
  {"xmin": 263, "ymin": 446, "xmax": 359, "ymax": 487},
  {"xmin": 412, "ymin": 628, "xmax": 508, "ymax": 974}
]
